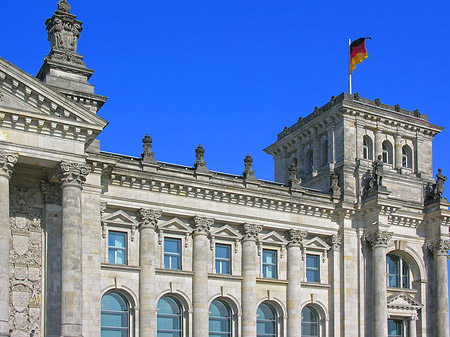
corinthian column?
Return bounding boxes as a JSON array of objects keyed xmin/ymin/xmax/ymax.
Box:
[
  {"xmin": 287, "ymin": 229, "xmax": 307, "ymax": 337},
  {"xmin": 192, "ymin": 216, "xmax": 213, "ymax": 336},
  {"xmin": 241, "ymin": 223, "xmax": 262, "ymax": 337},
  {"xmin": 429, "ymin": 239, "xmax": 450, "ymax": 337},
  {"xmin": 139, "ymin": 208, "xmax": 162, "ymax": 337},
  {"xmin": 366, "ymin": 230, "xmax": 392, "ymax": 337},
  {"xmin": 0, "ymin": 151, "xmax": 18, "ymax": 337},
  {"xmin": 57, "ymin": 162, "xmax": 89, "ymax": 337}
]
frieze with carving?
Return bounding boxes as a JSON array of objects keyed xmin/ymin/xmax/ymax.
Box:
[
  {"xmin": 427, "ymin": 239, "xmax": 450, "ymax": 256},
  {"xmin": 192, "ymin": 216, "xmax": 214, "ymax": 235},
  {"xmin": 288, "ymin": 229, "xmax": 307, "ymax": 247},
  {"xmin": 242, "ymin": 223, "xmax": 262, "ymax": 241},
  {"xmin": 365, "ymin": 230, "xmax": 392, "ymax": 248},
  {"xmin": 56, "ymin": 162, "xmax": 90, "ymax": 187},
  {"xmin": 139, "ymin": 209, "xmax": 162, "ymax": 229}
]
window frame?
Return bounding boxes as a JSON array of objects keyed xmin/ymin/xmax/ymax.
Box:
[
  {"xmin": 209, "ymin": 299, "xmax": 232, "ymax": 337},
  {"xmin": 301, "ymin": 305, "xmax": 320, "ymax": 337},
  {"xmin": 157, "ymin": 296, "xmax": 183, "ymax": 337},
  {"xmin": 215, "ymin": 243, "xmax": 232, "ymax": 275},
  {"xmin": 164, "ymin": 237, "xmax": 182, "ymax": 270},
  {"xmin": 257, "ymin": 302, "xmax": 277, "ymax": 337},
  {"xmin": 305, "ymin": 254, "xmax": 320, "ymax": 283},
  {"xmin": 108, "ymin": 230, "xmax": 128, "ymax": 265},
  {"xmin": 262, "ymin": 249, "xmax": 278, "ymax": 279},
  {"xmin": 363, "ymin": 135, "xmax": 373, "ymax": 160},
  {"xmin": 387, "ymin": 318, "xmax": 405, "ymax": 337},
  {"xmin": 101, "ymin": 292, "xmax": 130, "ymax": 337},
  {"xmin": 386, "ymin": 254, "xmax": 410, "ymax": 289},
  {"xmin": 401, "ymin": 145, "xmax": 413, "ymax": 169},
  {"xmin": 382, "ymin": 140, "xmax": 393, "ymax": 165}
]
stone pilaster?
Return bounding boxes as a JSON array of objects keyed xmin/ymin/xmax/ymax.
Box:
[
  {"xmin": 0, "ymin": 151, "xmax": 18, "ymax": 337},
  {"xmin": 192, "ymin": 216, "xmax": 213, "ymax": 336},
  {"xmin": 428, "ymin": 239, "xmax": 450, "ymax": 337},
  {"xmin": 241, "ymin": 223, "xmax": 262, "ymax": 337},
  {"xmin": 366, "ymin": 230, "xmax": 392, "ymax": 337},
  {"xmin": 138, "ymin": 208, "xmax": 162, "ymax": 337},
  {"xmin": 394, "ymin": 134, "xmax": 402, "ymax": 169},
  {"xmin": 287, "ymin": 229, "xmax": 307, "ymax": 337},
  {"xmin": 408, "ymin": 315, "xmax": 418, "ymax": 337},
  {"xmin": 56, "ymin": 162, "xmax": 89, "ymax": 337},
  {"xmin": 374, "ymin": 129, "xmax": 382, "ymax": 159}
]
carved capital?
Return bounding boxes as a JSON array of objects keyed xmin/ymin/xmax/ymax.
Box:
[
  {"xmin": 41, "ymin": 181, "xmax": 62, "ymax": 204},
  {"xmin": 288, "ymin": 229, "xmax": 307, "ymax": 247},
  {"xmin": 365, "ymin": 230, "xmax": 392, "ymax": 248},
  {"xmin": 139, "ymin": 208, "xmax": 162, "ymax": 229},
  {"xmin": 56, "ymin": 162, "xmax": 90, "ymax": 188},
  {"xmin": 0, "ymin": 151, "xmax": 18, "ymax": 179},
  {"xmin": 329, "ymin": 234, "xmax": 342, "ymax": 250},
  {"xmin": 242, "ymin": 223, "xmax": 262, "ymax": 241},
  {"xmin": 427, "ymin": 239, "xmax": 450, "ymax": 256},
  {"xmin": 192, "ymin": 216, "xmax": 214, "ymax": 235}
]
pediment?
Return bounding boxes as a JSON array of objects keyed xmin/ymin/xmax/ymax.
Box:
[
  {"xmin": 387, "ymin": 292, "xmax": 422, "ymax": 310},
  {"xmin": 211, "ymin": 225, "xmax": 241, "ymax": 239},
  {"xmin": 303, "ymin": 237, "xmax": 331, "ymax": 251},
  {"xmin": 102, "ymin": 210, "xmax": 139, "ymax": 226},
  {"xmin": 0, "ymin": 57, "xmax": 107, "ymax": 143},
  {"xmin": 159, "ymin": 218, "xmax": 192, "ymax": 233},
  {"xmin": 260, "ymin": 231, "xmax": 288, "ymax": 246}
]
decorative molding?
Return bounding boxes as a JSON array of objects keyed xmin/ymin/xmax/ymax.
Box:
[
  {"xmin": 0, "ymin": 151, "xmax": 18, "ymax": 179},
  {"xmin": 329, "ymin": 234, "xmax": 342, "ymax": 250},
  {"xmin": 138, "ymin": 208, "xmax": 162, "ymax": 229},
  {"xmin": 426, "ymin": 239, "xmax": 450, "ymax": 256},
  {"xmin": 192, "ymin": 216, "xmax": 214, "ymax": 235},
  {"xmin": 56, "ymin": 162, "xmax": 90, "ymax": 188},
  {"xmin": 242, "ymin": 223, "xmax": 262, "ymax": 241},
  {"xmin": 288, "ymin": 229, "xmax": 307, "ymax": 247},
  {"xmin": 365, "ymin": 230, "xmax": 393, "ymax": 248}
]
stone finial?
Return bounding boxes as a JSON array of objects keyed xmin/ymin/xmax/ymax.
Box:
[
  {"xmin": 365, "ymin": 230, "xmax": 392, "ymax": 248},
  {"xmin": 394, "ymin": 104, "xmax": 401, "ymax": 112},
  {"xmin": 413, "ymin": 109, "xmax": 420, "ymax": 117},
  {"xmin": 141, "ymin": 134, "xmax": 156, "ymax": 163},
  {"xmin": 330, "ymin": 170, "xmax": 341, "ymax": 198},
  {"xmin": 427, "ymin": 239, "xmax": 450, "ymax": 256},
  {"xmin": 139, "ymin": 208, "xmax": 162, "ymax": 229},
  {"xmin": 44, "ymin": 0, "xmax": 84, "ymax": 65},
  {"xmin": 192, "ymin": 216, "xmax": 214, "ymax": 235},
  {"xmin": 242, "ymin": 154, "xmax": 257, "ymax": 181},
  {"xmin": 194, "ymin": 144, "xmax": 209, "ymax": 173},
  {"xmin": 288, "ymin": 158, "xmax": 301, "ymax": 188},
  {"xmin": 56, "ymin": 162, "xmax": 90, "ymax": 188},
  {"xmin": 242, "ymin": 223, "xmax": 262, "ymax": 241},
  {"xmin": 374, "ymin": 98, "xmax": 381, "ymax": 106},
  {"xmin": 330, "ymin": 96, "xmax": 336, "ymax": 105},
  {"xmin": 353, "ymin": 92, "xmax": 360, "ymax": 101},
  {"xmin": 313, "ymin": 107, "xmax": 320, "ymax": 116},
  {"xmin": 0, "ymin": 151, "xmax": 18, "ymax": 179},
  {"xmin": 288, "ymin": 229, "xmax": 307, "ymax": 247}
]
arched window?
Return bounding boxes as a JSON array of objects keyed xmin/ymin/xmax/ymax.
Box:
[
  {"xmin": 101, "ymin": 292, "xmax": 129, "ymax": 337},
  {"xmin": 305, "ymin": 149, "xmax": 313, "ymax": 175},
  {"xmin": 157, "ymin": 296, "xmax": 182, "ymax": 337},
  {"xmin": 382, "ymin": 141, "xmax": 393, "ymax": 164},
  {"xmin": 209, "ymin": 300, "xmax": 231, "ymax": 337},
  {"xmin": 386, "ymin": 255, "xmax": 410, "ymax": 289},
  {"xmin": 363, "ymin": 136, "xmax": 373, "ymax": 160},
  {"xmin": 301, "ymin": 306, "xmax": 319, "ymax": 337},
  {"xmin": 321, "ymin": 140, "xmax": 328, "ymax": 167},
  {"xmin": 257, "ymin": 303, "xmax": 277, "ymax": 337},
  {"xmin": 402, "ymin": 145, "xmax": 412, "ymax": 168}
]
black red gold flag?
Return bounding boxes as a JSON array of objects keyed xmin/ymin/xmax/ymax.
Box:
[{"xmin": 350, "ymin": 37, "xmax": 371, "ymax": 74}]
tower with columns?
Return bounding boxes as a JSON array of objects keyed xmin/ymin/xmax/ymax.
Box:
[{"xmin": 0, "ymin": 1, "xmax": 449, "ymax": 337}]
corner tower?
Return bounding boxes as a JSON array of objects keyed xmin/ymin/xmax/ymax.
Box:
[{"xmin": 37, "ymin": 0, "xmax": 107, "ymax": 114}]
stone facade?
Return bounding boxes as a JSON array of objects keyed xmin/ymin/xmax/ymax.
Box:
[{"xmin": 0, "ymin": 2, "xmax": 449, "ymax": 337}]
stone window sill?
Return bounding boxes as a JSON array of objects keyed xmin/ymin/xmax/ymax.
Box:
[
  {"xmin": 302, "ymin": 282, "xmax": 331, "ymax": 288},
  {"xmin": 101, "ymin": 263, "xmax": 141, "ymax": 272},
  {"xmin": 257, "ymin": 277, "xmax": 289, "ymax": 285},
  {"xmin": 387, "ymin": 287, "xmax": 417, "ymax": 294},
  {"xmin": 156, "ymin": 268, "xmax": 195, "ymax": 276},
  {"xmin": 209, "ymin": 273, "xmax": 244, "ymax": 281}
]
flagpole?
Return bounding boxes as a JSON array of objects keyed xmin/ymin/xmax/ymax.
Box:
[{"xmin": 349, "ymin": 38, "xmax": 352, "ymax": 94}]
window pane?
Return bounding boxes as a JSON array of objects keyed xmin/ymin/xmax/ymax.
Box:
[
  {"xmin": 101, "ymin": 293, "xmax": 129, "ymax": 337},
  {"xmin": 216, "ymin": 244, "xmax": 230, "ymax": 258},
  {"xmin": 209, "ymin": 300, "xmax": 231, "ymax": 336},
  {"xmin": 301, "ymin": 306, "xmax": 319, "ymax": 337},
  {"xmin": 157, "ymin": 297, "xmax": 182, "ymax": 337},
  {"xmin": 306, "ymin": 255, "xmax": 319, "ymax": 283},
  {"xmin": 402, "ymin": 262, "xmax": 410, "ymax": 288},
  {"xmin": 388, "ymin": 319, "xmax": 404, "ymax": 337},
  {"xmin": 306, "ymin": 255, "xmax": 318, "ymax": 268},
  {"xmin": 109, "ymin": 232, "xmax": 126, "ymax": 248},
  {"xmin": 165, "ymin": 238, "xmax": 180, "ymax": 253},
  {"xmin": 262, "ymin": 250, "xmax": 277, "ymax": 278},
  {"xmin": 386, "ymin": 255, "xmax": 399, "ymax": 288},
  {"xmin": 108, "ymin": 232, "xmax": 127, "ymax": 264}
]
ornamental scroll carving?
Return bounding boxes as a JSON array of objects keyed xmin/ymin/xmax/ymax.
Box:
[
  {"xmin": 56, "ymin": 162, "xmax": 90, "ymax": 187},
  {"xmin": 139, "ymin": 208, "xmax": 162, "ymax": 229},
  {"xmin": 9, "ymin": 185, "xmax": 43, "ymax": 337},
  {"xmin": 329, "ymin": 234, "xmax": 342, "ymax": 250},
  {"xmin": 242, "ymin": 223, "xmax": 262, "ymax": 241},
  {"xmin": 288, "ymin": 229, "xmax": 307, "ymax": 247},
  {"xmin": 192, "ymin": 216, "xmax": 214, "ymax": 235},
  {"xmin": 365, "ymin": 230, "xmax": 392, "ymax": 248},
  {"xmin": 0, "ymin": 151, "xmax": 18, "ymax": 179}
]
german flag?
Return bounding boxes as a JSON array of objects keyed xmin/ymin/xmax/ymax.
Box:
[{"xmin": 350, "ymin": 37, "xmax": 371, "ymax": 74}]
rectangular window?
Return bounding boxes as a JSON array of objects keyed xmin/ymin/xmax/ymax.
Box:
[
  {"xmin": 387, "ymin": 255, "xmax": 400, "ymax": 288},
  {"xmin": 215, "ymin": 243, "xmax": 231, "ymax": 274},
  {"xmin": 164, "ymin": 238, "xmax": 181, "ymax": 269},
  {"xmin": 262, "ymin": 249, "xmax": 277, "ymax": 279},
  {"xmin": 388, "ymin": 319, "xmax": 404, "ymax": 337},
  {"xmin": 306, "ymin": 254, "xmax": 319, "ymax": 283},
  {"xmin": 108, "ymin": 231, "xmax": 127, "ymax": 264}
]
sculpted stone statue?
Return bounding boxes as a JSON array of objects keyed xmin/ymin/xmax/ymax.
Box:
[
  {"xmin": 372, "ymin": 155, "xmax": 383, "ymax": 186},
  {"xmin": 435, "ymin": 168, "xmax": 447, "ymax": 198}
]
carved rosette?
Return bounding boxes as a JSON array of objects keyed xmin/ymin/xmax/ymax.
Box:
[
  {"xmin": 329, "ymin": 234, "xmax": 342, "ymax": 250},
  {"xmin": 427, "ymin": 239, "xmax": 450, "ymax": 256},
  {"xmin": 56, "ymin": 162, "xmax": 90, "ymax": 188},
  {"xmin": 0, "ymin": 151, "xmax": 18, "ymax": 179},
  {"xmin": 40, "ymin": 181, "xmax": 62, "ymax": 204},
  {"xmin": 365, "ymin": 230, "xmax": 393, "ymax": 248},
  {"xmin": 139, "ymin": 208, "xmax": 162, "ymax": 229},
  {"xmin": 242, "ymin": 223, "xmax": 262, "ymax": 241},
  {"xmin": 288, "ymin": 229, "xmax": 307, "ymax": 247},
  {"xmin": 192, "ymin": 216, "xmax": 214, "ymax": 235}
]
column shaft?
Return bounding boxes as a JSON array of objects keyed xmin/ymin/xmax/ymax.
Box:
[
  {"xmin": 394, "ymin": 135, "xmax": 402, "ymax": 169},
  {"xmin": 374, "ymin": 129, "xmax": 382, "ymax": 159},
  {"xmin": 242, "ymin": 239, "xmax": 258, "ymax": 337},
  {"xmin": 373, "ymin": 246, "xmax": 387, "ymax": 337},
  {"xmin": 192, "ymin": 232, "xmax": 209, "ymax": 335},
  {"xmin": 0, "ymin": 175, "xmax": 11, "ymax": 336},
  {"xmin": 287, "ymin": 245, "xmax": 302, "ymax": 337},
  {"xmin": 435, "ymin": 253, "xmax": 449, "ymax": 337},
  {"xmin": 61, "ymin": 184, "xmax": 83, "ymax": 337},
  {"xmin": 409, "ymin": 318, "xmax": 417, "ymax": 337}
]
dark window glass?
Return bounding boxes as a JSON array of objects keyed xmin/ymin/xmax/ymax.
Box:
[
  {"xmin": 108, "ymin": 231, "xmax": 127, "ymax": 264},
  {"xmin": 262, "ymin": 249, "xmax": 277, "ymax": 279},
  {"xmin": 209, "ymin": 300, "xmax": 231, "ymax": 337},
  {"xmin": 257, "ymin": 303, "xmax": 277, "ymax": 337},
  {"xmin": 215, "ymin": 244, "xmax": 231, "ymax": 274},
  {"xmin": 388, "ymin": 319, "xmax": 404, "ymax": 337},
  {"xmin": 164, "ymin": 238, "xmax": 181, "ymax": 269},
  {"xmin": 301, "ymin": 306, "xmax": 319, "ymax": 337},
  {"xmin": 157, "ymin": 296, "xmax": 182, "ymax": 337},
  {"xmin": 101, "ymin": 293, "xmax": 129, "ymax": 337},
  {"xmin": 306, "ymin": 254, "xmax": 319, "ymax": 283}
]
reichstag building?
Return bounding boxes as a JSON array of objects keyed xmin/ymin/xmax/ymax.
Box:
[{"xmin": 0, "ymin": 1, "xmax": 449, "ymax": 337}]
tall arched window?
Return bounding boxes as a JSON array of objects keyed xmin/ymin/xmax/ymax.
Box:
[
  {"xmin": 209, "ymin": 300, "xmax": 231, "ymax": 337},
  {"xmin": 402, "ymin": 145, "xmax": 412, "ymax": 168},
  {"xmin": 305, "ymin": 149, "xmax": 313, "ymax": 175},
  {"xmin": 387, "ymin": 255, "xmax": 410, "ymax": 289},
  {"xmin": 301, "ymin": 306, "xmax": 319, "ymax": 337},
  {"xmin": 257, "ymin": 303, "xmax": 277, "ymax": 337},
  {"xmin": 321, "ymin": 140, "xmax": 328, "ymax": 167},
  {"xmin": 363, "ymin": 135, "xmax": 373, "ymax": 160},
  {"xmin": 382, "ymin": 141, "xmax": 393, "ymax": 164},
  {"xmin": 101, "ymin": 292, "xmax": 129, "ymax": 337},
  {"xmin": 157, "ymin": 296, "xmax": 182, "ymax": 337}
]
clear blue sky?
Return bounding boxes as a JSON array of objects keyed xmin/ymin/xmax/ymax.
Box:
[{"xmin": 2, "ymin": 0, "xmax": 450, "ymax": 321}]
